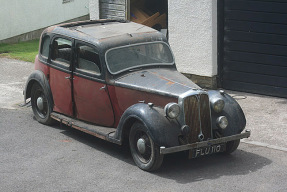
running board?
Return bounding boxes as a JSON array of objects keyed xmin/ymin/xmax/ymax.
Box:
[{"xmin": 51, "ymin": 112, "xmax": 120, "ymax": 144}]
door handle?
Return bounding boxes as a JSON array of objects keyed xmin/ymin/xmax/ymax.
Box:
[
  {"xmin": 100, "ymin": 85, "xmax": 107, "ymax": 91},
  {"xmin": 65, "ymin": 76, "xmax": 74, "ymax": 80}
]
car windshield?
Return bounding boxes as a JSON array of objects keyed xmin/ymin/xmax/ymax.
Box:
[{"xmin": 105, "ymin": 42, "xmax": 174, "ymax": 74}]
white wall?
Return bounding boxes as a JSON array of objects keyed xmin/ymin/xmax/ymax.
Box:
[
  {"xmin": 89, "ymin": 0, "xmax": 99, "ymax": 20},
  {"xmin": 0, "ymin": 0, "xmax": 89, "ymax": 41},
  {"xmin": 168, "ymin": 0, "xmax": 217, "ymax": 77}
]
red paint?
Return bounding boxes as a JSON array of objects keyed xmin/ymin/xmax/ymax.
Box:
[
  {"xmin": 35, "ymin": 57, "xmax": 176, "ymax": 128},
  {"xmin": 34, "ymin": 55, "xmax": 50, "ymax": 77},
  {"xmin": 35, "ymin": 55, "xmax": 73, "ymax": 115},
  {"xmin": 73, "ymin": 75, "xmax": 114, "ymax": 127},
  {"xmin": 35, "ymin": 55, "xmax": 113, "ymax": 126},
  {"xmin": 108, "ymin": 85, "xmax": 177, "ymax": 126},
  {"xmin": 49, "ymin": 67, "xmax": 73, "ymax": 116}
]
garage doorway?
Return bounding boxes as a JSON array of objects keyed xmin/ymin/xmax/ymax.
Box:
[
  {"xmin": 99, "ymin": 0, "xmax": 168, "ymax": 36},
  {"xmin": 218, "ymin": 0, "xmax": 287, "ymax": 98}
]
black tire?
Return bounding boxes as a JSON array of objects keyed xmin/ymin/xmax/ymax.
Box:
[
  {"xmin": 129, "ymin": 122, "xmax": 163, "ymax": 172},
  {"xmin": 31, "ymin": 83, "xmax": 54, "ymax": 125},
  {"xmin": 224, "ymin": 139, "xmax": 240, "ymax": 154}
]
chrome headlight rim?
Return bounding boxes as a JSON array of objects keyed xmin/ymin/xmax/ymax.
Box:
[
  {"xmin": 216, "ymin": 116, "xmax": 228, "ymax": 129},
  {"xmin": 211, "ymin": 98, "xmax": 225, "ymax": 113},
  {"xmin": 164, "ymin": 102, "xmax": 180, "ymax": 119}
]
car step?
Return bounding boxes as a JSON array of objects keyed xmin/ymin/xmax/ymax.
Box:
[{"xmin": 51, "ymin": 112, "xmax": 118, "ymax": 143}]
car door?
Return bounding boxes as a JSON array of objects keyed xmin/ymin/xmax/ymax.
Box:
[
  {"xmin": 49, "ymin": 37, "xmax": 73, "ymax": 116},
  {"xmin": 72, "ymin": 41, "xmax": 114, "ymax": 126}
]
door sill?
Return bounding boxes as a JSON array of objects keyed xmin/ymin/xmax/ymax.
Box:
[{"xmin": 51, "ymin": 112, "xmax": 120, "ymax": 144}]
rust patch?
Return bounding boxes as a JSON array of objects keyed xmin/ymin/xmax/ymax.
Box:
[
  {"xmin": 46, "ymin": 26, "xmax": 56, "ymax": 33},
  {"xmin": 150, "ymin": 71, "xmax": 174, "ymax": 82},
  {"xmin": 166, "ymin": 81, "xmax": 175, "ymax": 85}
]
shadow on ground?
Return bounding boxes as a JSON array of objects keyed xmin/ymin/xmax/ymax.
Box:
[
  {"xmin": 53, "ymin": 121, "xmax": 271, "ymax": 184},
  {"xmin": 57, "ymin": 123, "xmax": 134, "ymax": 164},
  {"xmin": 156, "ymin": 148, "xmax": 271, "ymax": 184}
]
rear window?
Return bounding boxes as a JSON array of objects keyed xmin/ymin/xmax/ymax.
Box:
[{"xmin": 40, "ymin": 35, "xmax": 50, "ymax": 58}]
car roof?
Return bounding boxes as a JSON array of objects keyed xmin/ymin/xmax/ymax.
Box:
[
  {"xmin": 68, "ymin": 21, "xmax": 156, "ymax": 39},
  {"xmin": 45, "ymin": 20, "xmax": 166, "ymax": 51}
]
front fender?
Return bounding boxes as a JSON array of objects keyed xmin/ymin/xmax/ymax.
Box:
[
  {"xmin": 24, "ymin": 70, "xmax": 53, "ymax": 111},
  {"xmin": 114, "ymin": 103, "xmax": 181, "ymax": 147},
  {"xmin": 208, "ymin": 90, "xmax": 246, "ymax": 136}
]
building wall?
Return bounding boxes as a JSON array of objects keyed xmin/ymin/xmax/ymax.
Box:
[
  {"xmin": 168, "ymin": 0, "xmax": 217, "ymax": 77},
  {"xmin": 0, "ymin": 0, "xmax": 90, "ymax": 41},
  {"xmin": 89, "ymin": 0, "xmax": 100, "ymax": 20}
]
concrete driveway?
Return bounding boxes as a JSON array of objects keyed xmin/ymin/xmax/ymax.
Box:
[
  {"xmin": 0, "ymin": 58, "xmax": 34, "ymax": 109},
  {"xmin": 227, "ymin": 91, "xmax": 287, "ymax": 149}
]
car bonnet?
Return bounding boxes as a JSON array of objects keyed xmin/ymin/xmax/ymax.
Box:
[{"xmin": 113, "ymin": 68, "xmax": 202, "ymax": 98}]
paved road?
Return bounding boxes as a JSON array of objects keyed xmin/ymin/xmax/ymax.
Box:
[
  {"xmin": 1, "ymin": 107, "xmax": 287, "ymax": 192},
  {"xmin": 1, "ymin": 57, "xmax": 287, "ymax": 191}
]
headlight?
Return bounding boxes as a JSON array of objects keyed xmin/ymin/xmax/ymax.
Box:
[
  {"xmin": 211, "ymin": 98, "xmax": 225, "ymax": 113},
  {"xmin": 164, "ymin": 103, "xmax": 180, "ymax": 119},
  {"xmin": 216, "ymin": 116, "xmax": 228, "ymax": 129}
]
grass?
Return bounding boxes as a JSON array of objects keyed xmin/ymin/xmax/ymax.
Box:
[{"xmin": 0, "ymin": 39, "xmax": 39, "ymax": 62}]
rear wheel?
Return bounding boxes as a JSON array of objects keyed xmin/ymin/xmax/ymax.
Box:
[
  {"xmin": 129, "ymin": 122, "xmax": 163, "ymax": 172},
  {"xmin": 224, "ymin": 139, "xmax": 240, "ymax": 154},
  {"xmin": 31, "ymin": 83, "xmax": 54, "ymax": 125}
]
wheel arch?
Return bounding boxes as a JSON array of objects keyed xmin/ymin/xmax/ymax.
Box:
[
  {"xmin": 208, "ymin": 90, "xmax": 246, "ymax": 136},
  {"xmin": 114, "ymin": 103, "xmax": 181, "ymax": 148},
  {"xmin": 24, "ymin": 70, "xmax": 54, "ymax": 111},
  {"xmin": 121, "ymin": 116, "xmax": 139, "ymax": 145}
]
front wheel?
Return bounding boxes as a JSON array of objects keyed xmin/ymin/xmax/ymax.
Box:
[
  {"xmin": 224, "ymin": 139, "xmax": 240, "ymax": 154},
  {"xmin": 129, "ymin": 122, "xmax": 163, "ymax": 172},
  {"xmin": 31, "ymin": 83, "xmax": 54, "ymax": 125}
]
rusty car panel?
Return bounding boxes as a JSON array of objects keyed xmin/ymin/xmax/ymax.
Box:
[
  {"xmin": 73, "ymin": 74, "xmax": 114, "ymax": 126},
  {"xmin": 24, "ymin": 20, "xmax": 250, "ymax": 172}
]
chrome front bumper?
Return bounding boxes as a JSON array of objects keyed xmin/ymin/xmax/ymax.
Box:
[{"xmin": 160, "ymin": 130, "xmax": 251, "ymax": 155}]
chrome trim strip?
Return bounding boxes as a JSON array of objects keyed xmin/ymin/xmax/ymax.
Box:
[
  {"xmin": 160, "ymin": 130, "xmax": 251, "ymax": 155},
  {"xmin": 196, "ymin": 94, "xmax": 204, "ymax": 141}
]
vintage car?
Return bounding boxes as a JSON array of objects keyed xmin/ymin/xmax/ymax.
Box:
[{"xmin": 24, "ymin": 20, "xmax": 250, "ymax": 171}]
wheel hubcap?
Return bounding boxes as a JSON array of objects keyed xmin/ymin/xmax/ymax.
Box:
[
  {"xmin": 37, "ymin": 97, "xmax": 44, "ymax": 111},
  {"xmin": 137, "ymin": 138, "xmax": 146, "ymax": 154}
]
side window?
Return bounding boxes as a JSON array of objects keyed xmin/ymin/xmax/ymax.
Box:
[
  {"xmin": 40, "ymin": 35, "xmax": 50, "ymax": 58},
  {"xmin": 51, "ymin": 38, "xmax": 72, "ymax": 66},
  {"xmin": 76, "ymin": 44, "xmax": 101, "ymax": 75}
]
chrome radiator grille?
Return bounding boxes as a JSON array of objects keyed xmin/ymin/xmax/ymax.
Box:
[{"xmin": 183, "ymin": 94, "xmax": 212, "ymax": 143}]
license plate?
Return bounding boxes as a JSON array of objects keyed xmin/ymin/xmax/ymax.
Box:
[{"xmin": 190, "ymin": 143, "xmax": 226, "ymax": 158}]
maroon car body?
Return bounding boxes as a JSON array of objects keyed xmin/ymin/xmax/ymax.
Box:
[{"xmin": 24, "ymin": 20, "xmax": 250, "ymax": 171}]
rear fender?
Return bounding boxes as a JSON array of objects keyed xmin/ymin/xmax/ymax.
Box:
[
  {"xmin": 24, "ymin": 70, "xmax": 53, "ymax": 111},
  {"xmin": 114, "ymin": 103, "xmax": 181, "ymax": 147}
]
